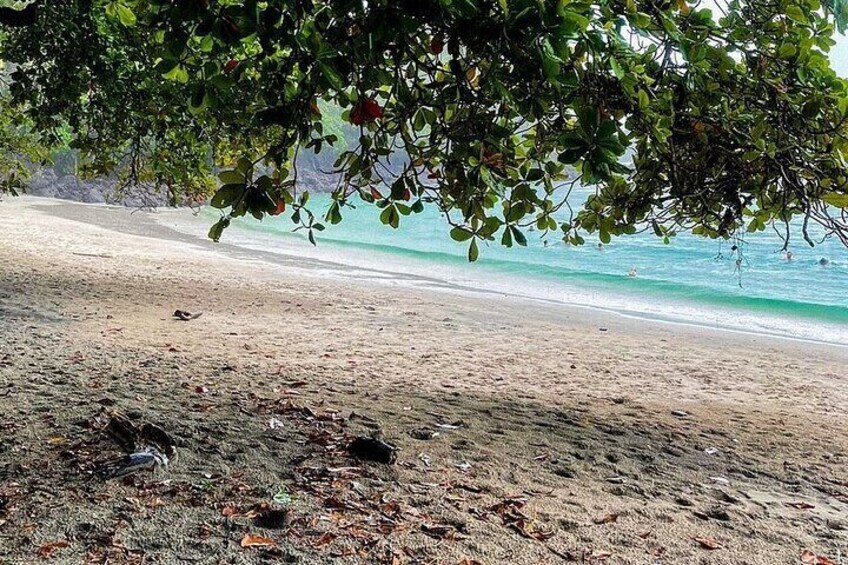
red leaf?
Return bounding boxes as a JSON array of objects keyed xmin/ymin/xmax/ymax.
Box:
[
  {"xmin": 694, "ymin": 537, "xmax": 722, "ymax": 550},
  {"xmin": 223, "ymin": 59, "xmax": 239, "ymax": 74},
  {"xmin": 36, "ymin": 540, "xmax": 69, "ymax": 559},
  {"xmin": 349, "ymin": 105, "xmax": 365, "ymax": 125},
  {"xmin": 271, "ymin": 199, "xmax": 286, "ymax": 216},
  {"xmin": 430, "ymin": 36, "xmax": 445, "ymax": 54},
  {"xmin": 370, "ymin": 187, "xmax": 383, "ymax": 200},
  {"xmin": 802, "ymin": 550, "xmax": 837, "ymax": 565},
  {"xmin": 240, "ymin": 533, "xmax": 276, "ymax": 548},
  {"xmin": 362, "ymin": 98, "xmax": 384, "ymax": 120}
]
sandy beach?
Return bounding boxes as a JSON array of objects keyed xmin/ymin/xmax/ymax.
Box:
[{"xmin": 1, "ymin": 195, "xmax": 847, "ymax": 564}]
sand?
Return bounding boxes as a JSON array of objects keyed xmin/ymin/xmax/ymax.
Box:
[{"xmin": 0, "ymin": 195, "xmax": 846, "ymax": 565}]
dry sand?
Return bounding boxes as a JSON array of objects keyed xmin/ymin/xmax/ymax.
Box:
[{"xmin": 0, "ymin": 196, "xmax": 846, "ymax": 564}]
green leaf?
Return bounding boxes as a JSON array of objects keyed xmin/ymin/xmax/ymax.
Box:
[
  {"xmin": 823, "ymin": 192, "xmax": 848, "ymax": 207},
  {"xmin": 189, "ymin": 84, "xmax": 207, "ymax": 115},
  {"xmin": 501, "ymin": 226, "xmax": 513, "ymax": 247},
  {"xmin": 210, "ymin": 184, "xmax": 243, "ymax": 209},
  {"xmin": 785, "ymin": 5, "xmax": 807, "ymax": 23},
  {"xmin": 218, "ymin": 170, "xmax": 245, "ymax": 184},
  {"xmin": 115, "ymin": 3, "xmax": 136, "ymax": 26},
  {"xmin": 380, "ymin": 205, "xmax": 399, "ymax": 228},
  {"xmin": 558, "ymin": 147, "xmax": 587, "ymax": 164},
  {"xmin": 208, "ymin": 217, "xmax": 230, "ymax": 242},
  {"xmin": 468, "ymin": 238, "xmax": 479, "ymax": 262},
  {"xmin": 162, "ymin": 64, "xmax": 189, "ymax": 83},
  {"xmin": 318, "ymin": 62, "xmax": 343, "ymax": 91},
  {"xmin": 609, "ymin": 57, "xmax": 624, "ymax": 79},
  {"xmin": 778, "ymin": 43, "xmax": 797, "ymax": 58},
  {"xmin": 450, "ymin": 226, "xmax": 474, "ymax": 241},
  {"xmin": 511, "ymin": 225, "xmax": 527, "ymax": 246},
  {"xmin": 637, "ymin": 89, "xmax": 650, "ymax": 110}
]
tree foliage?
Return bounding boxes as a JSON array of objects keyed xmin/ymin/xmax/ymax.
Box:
[{"xmin": 2, "ymin": 0, "xmax": 848, "ymax": 254}]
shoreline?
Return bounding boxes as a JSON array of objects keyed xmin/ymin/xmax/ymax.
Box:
[{"xmin": 27, "ymin": 194, "xmax": 848, "ymax": 352}]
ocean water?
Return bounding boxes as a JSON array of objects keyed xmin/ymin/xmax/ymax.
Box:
[{"xmin": 165, "ymin": 191, "xmax": 848, "ymax": 345}]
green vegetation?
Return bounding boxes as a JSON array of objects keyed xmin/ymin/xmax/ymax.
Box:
[{"xmin": 2, "ymin": 1, "xmax": 848, "ymax": 255}]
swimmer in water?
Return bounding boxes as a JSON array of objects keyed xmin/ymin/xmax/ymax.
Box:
[
  {"xmin": 819, "ymin": 257, "xmax": 830, "ymax": 266},
  {"xmin": 627, "ymin": 266, "xmax": 638, "ymax": 277},
  {"xmin": 782, "ymin": 250, "xmax": 794, "ymax": 261}
]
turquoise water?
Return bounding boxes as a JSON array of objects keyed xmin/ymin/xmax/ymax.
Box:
[{"xmin": 190, "ymin": 192, "xmax": 848, "ymax": 344}]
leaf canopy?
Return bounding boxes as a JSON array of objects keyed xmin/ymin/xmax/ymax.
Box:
[{"xmin": 2, "ymin": 0, "xmax": 848, "ymax": 254}]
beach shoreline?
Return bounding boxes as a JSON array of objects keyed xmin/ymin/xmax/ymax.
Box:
[
  {"xmin": 1, "ymin": 195, "xmax": 846, "ymax": 564},
  {"xmin": 31, "ymin": 195, "xmax": 848, "ymax": 351}
]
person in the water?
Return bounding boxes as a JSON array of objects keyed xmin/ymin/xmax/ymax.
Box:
[
  {"xmin": 819, "ymin": 257, "xmax": 830, "ymax": 266},
  {"xmin": 627, "ymin": 266, "xmax": 638, "ymax": 277}
]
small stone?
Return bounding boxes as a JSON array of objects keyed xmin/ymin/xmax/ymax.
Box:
[
  {"xmin": 409, "ymin": 428, "xmax": 439, "ymax": 441},
  {"xmin": 707, "ymin": 507, "xmax": 731, "ymax": 521},
  {"xmin": 554, "ymin": 466, "xmax": 577, "ymax": 479}
]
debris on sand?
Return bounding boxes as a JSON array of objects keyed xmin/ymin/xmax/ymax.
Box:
[
  {"xmin": 801, "ymin": 549, "xmax": 838, "ymax": 565},
  {"xmin": 97, "ymin": 412, "xmax": 178, "ymax": 478},
  {"xmin": 693, "ymin": 536, "xmax": 722, "ymax": 550},
  {"xmin": 346, "ymin": 437, "xmax": 397, "ymax": 464},
  {"xmin": 98, "ymin": 447, "xmax": 169, "ymax": 479},
  {"xmin": 421, "ymin": 522, "xmax": 468, "ymax": 540},
  {"xmin": 408, "ymin": 428, "xmax": 439, "ymax": 440},
  {"xmin": 173, "ymin": 309, "xmax": 203, "ymax": 321},
  {"xmin": 240, "ymin": 533, "xmax": 276, "ymax": 548}
]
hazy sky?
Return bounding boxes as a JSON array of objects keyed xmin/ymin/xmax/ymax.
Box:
[{"xmin": 833, "ymin": 37, "xmax": 848, "ymax": 76}]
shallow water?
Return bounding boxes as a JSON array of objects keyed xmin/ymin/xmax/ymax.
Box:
[{"xmin": 173, "ymin": 192, "xmax": 848, "ymax": 345}]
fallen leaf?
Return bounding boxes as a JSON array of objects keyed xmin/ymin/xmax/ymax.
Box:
[
  {"xmin": 307, "ymin": 531, "xmax": 336, "ymax": 547},
  {"xmin": 593, "ymin": 513, "xmax": 619, "ymax": 525},
  {"xmin": 457, "ymin": 559, "xmax": 485, "ymax": 565},
  {"xmin": 788, "ymin": 501, "xmax": 815, "ymax": 510},
  {"xmin": 240, "ymin": 533, "xmax": 276, "ymax": 548},
  {"xmin": 694, "ymin": 536, "xmax": 722, "ymax": 550},
  {"xmin": 590, "ymin": 549, "xmax": 613, "ymax": 561},
  {"xmin": 36, "ymin": 540, "xmax": 69, "ymax": 559},
  {"xmin": 801, "ymin": 550, "xmax": 837, "ymax": 565},
  {"xmin": 421, "ymin": 523, "xmax": 467, "ymax": 540}
]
